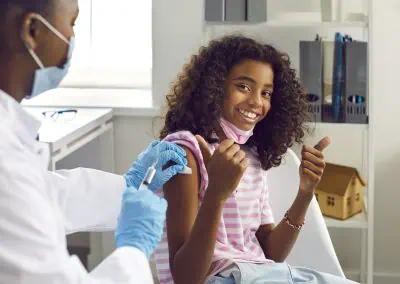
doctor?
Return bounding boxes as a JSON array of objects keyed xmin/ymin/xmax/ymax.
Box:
[{"xmin": 0, "ymin": 0, "xmax": 187, "ymax": 283}]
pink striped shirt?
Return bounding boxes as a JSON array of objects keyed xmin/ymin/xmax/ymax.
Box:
[{"xmin": 155, "ymin": 131, "xmax": 275, "ymax": 284}]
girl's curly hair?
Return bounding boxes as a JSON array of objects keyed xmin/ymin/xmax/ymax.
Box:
[{"xmin": 160, "ymin": 35, "xmax": 309, "ymax": 171}]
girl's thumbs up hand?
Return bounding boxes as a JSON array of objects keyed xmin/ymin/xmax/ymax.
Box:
[{"xmin": 299, "ymin": 136, "xmax": 332, "ymax": 196}]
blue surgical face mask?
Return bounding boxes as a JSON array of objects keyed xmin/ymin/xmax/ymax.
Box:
[{"xmin": 25, "ymin": 15, "xmax": 75, "ymax": 99}]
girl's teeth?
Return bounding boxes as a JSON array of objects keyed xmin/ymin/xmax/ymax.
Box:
[{"xmin": 239, "ymin": 109, "xmax": 257, "ymax": 119}]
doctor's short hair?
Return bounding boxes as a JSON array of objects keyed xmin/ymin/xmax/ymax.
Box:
[
  {"xmin": 0, "ymin": 0, "xmax": 53, "ymax": 45},
  {"xmin": 0, "ymin": 0, "xmax": 53, "ymax": 20},
  {"xmin": 160, "ymin": 34, "xmax": 309, "ymax": 171}
]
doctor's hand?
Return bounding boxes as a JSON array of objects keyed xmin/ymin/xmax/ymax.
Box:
[
  {"xmin": 124, "ymin": 141, "xmax": 188, "ymax": 192},
  {"xmin": 299, "ymin": 136, "xmax": 331, "ymax": 196},
  {"xmin": 115, "ymin": 187, "xmax": 167, "ymax": 259}
]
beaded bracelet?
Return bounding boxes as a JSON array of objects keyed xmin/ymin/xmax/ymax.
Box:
[{"xmin": 283, "ymin": 211, "xmax": 305, "ymax": 231}]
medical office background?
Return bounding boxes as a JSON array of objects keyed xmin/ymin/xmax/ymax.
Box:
[{"xmin": 23, "ymin": 0, "xmax": 400, "ymax": 283}]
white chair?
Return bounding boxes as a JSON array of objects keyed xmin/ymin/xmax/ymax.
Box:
[{"xmin": 267, "ymin": 149, "xmax": 345, "ymax": 277}]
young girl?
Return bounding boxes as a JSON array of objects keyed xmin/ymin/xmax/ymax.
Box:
[{"xmin": 155, "ymin": 35, "xmax": 357, "ymax": 284}]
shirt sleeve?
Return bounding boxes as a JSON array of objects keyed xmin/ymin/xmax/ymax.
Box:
[
  {"xmin": 163, "ymin": 131, "xmax": 210, "ymax": 199},
  {"xmin": 45, "ymin": 168, "xmax": 126, "ymax": 234},
  {"xmin": 90, "ymin": 247, "xmax": 154, "ymax": 283}
]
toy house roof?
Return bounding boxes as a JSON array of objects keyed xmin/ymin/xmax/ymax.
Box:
[{"xmin": 317, "ymin": 163, "xmax": 366, "ymax": 196}]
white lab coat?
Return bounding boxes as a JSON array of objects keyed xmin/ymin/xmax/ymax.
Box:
[{"xmin": 0, "ymin": 90, "xmax": 154, "ymax": 284}]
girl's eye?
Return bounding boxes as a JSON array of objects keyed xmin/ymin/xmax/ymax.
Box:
[
  {"xmin": 262, "ymin": 91, "xmax": 272, "ymax": 98},
  {"xmin": 237, "ymin": 84, "xmax": 251, "ymax": 92}
]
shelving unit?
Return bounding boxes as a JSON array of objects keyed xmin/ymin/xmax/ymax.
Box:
[
  {"xmin": 324, "ymin": 196, "xmax": 369, "ymax": 229},
  {"xmin": 306, "ymin": 122, "xmax": 369, "ymax": 131},
  {"xmin": 324, "ymin": 212, "xmax": 367, "ymax": 229},
  {"xmin": 205, "ymin": 20, "xmax": 367, "ymax": 28},
  {"xmin": 204, "ymin": 1, "xmax": 374, "ymax": 283}
]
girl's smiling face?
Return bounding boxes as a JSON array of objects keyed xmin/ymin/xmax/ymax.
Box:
[{"xmin": 223, "ymin": 59, "xmax": 274, "ymax": 131}]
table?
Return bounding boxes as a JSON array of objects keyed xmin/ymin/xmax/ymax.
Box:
[{"xmin": 24, "ymin": 107, "xmax": 114, "ymax": 171}]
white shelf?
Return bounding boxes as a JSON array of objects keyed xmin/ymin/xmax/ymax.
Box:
[
  {"xmin": 205, "ymin": 21, "xmax": 368, "ymax": 29},
  {"xmin": 262, "ymin": 20, "xmax": 367, "ymax": 28},
  {"xmin": 306, "ymin": 122, "xmax": 369, "ymax": 131},
  {"xmin": 324, "ymin": 211, "xmax": 368, "ymax": 229}
]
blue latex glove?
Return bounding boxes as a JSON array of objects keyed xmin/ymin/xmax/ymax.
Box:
[
  {"xmin": 124, "ymin": 141, "xmax": 187, "ymax": 192},
  {"xmin": 115, "ymin": 187, "xmax": 167, "ymax": 259}
]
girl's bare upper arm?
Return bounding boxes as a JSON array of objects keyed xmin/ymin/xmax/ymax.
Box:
[{"xmin": 163, "ymin": 147, "xmax": 200, "ymax": 262}]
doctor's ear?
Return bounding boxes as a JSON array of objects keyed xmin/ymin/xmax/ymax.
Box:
[{"xmin": 20, "ymin": 13, "xmax": 44, "ymax": 50}]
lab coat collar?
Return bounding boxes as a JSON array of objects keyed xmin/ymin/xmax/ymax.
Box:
[{"xmin": 0, "ymin": 90, "xmax": 42, "ymax": 143}]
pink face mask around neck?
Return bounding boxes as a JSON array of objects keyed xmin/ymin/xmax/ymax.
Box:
[{"xmin": 219, "ymin": 117, "xmax": 254, "ymax": 144}]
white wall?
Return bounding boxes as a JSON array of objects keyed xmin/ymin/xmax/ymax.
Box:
[
  {"xmin": 152, "ymin": 0, "xmax": 204, "ymax": 107},
  {"xmin": 369, "ymin": 0, "xmax": 400, "ymax": 276}
]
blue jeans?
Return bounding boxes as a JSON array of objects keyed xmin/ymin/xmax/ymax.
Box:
[{"xmin": 206, "ymin": 263, "xmax": 358, "ymax": 284}]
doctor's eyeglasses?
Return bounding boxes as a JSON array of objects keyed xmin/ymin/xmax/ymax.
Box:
[{"xmin": 42, "ymin": 109, "xmax": 77, "ymax": 122}]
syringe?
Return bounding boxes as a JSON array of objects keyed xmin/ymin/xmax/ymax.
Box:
[
  {"xmin": 137, "ymin": 146, "xmax": 192, "ymax": 191},
  {"xmin": 138, "ymin": 157, "xmax": 159, "ymax": 191}
]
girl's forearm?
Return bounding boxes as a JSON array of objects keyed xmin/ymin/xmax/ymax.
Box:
[{"xmin": 258, "ymin": 190, "xmax": 313, "ymax": 262}]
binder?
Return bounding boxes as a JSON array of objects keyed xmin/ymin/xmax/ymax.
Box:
[
  {"xmin": 205, "ymin": 0, "xmax": 224, "ymax": 22},
  {"xmin": 225, "ymin": 0, "xmax": 246, "ymax": 21},
  {"xmin": 247, "ymin": 0, "xmax": 267, "ymax": 22},
  {"xmin": 322, "ymin": 41, "xmax": 335, "ymax": 122},
  {"xmin": 331, "ymin": 32, "xmax": 345, "ymax": 122},
  {"xmin": 343, "ymin": 41, "xmax": 368, "ymax": 123},
  {"xmin": 299, "ymin": 40, "xmax": 323, "ymax": 122}
]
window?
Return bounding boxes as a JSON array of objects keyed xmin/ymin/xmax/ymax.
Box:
[
  {"xmin": 315, "ymin": 193, "xmax": 319, "ymax": 202},
  {"xmin": 327, "ymin": 196, "xmax": 335, "ymax": 207},
  {"xmin": 356, "ymin": 193, "xmax": 361, "ymax": 202},
  {"xmin": 61, "ymin": 0, "xmax": 152, "ymax": 90},
  {"xmin": 347, "ymin": 197, "xmax": 352, "ymax": 215}
]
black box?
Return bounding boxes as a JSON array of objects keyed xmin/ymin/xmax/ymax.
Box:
[
  {"xmin": 299, "ymin": 41, "xmax": 323, "ymax": 122},
  {"xmin": 343, "ymin": 41, "xmax": 368, "ymax": 124}
]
